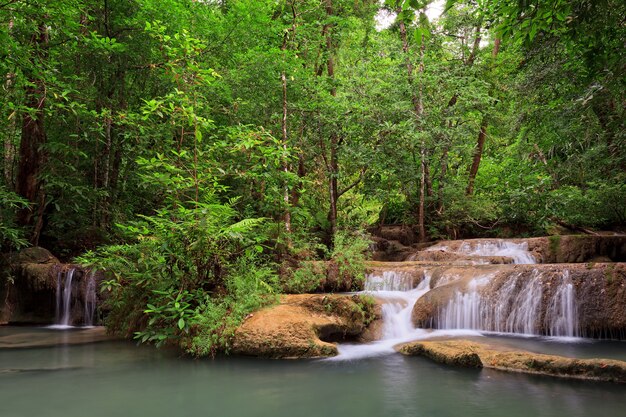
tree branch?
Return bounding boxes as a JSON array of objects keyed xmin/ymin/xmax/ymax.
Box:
[{"xmin": 338, "ymin": 166, "xmax": 367, "ymax": 198}]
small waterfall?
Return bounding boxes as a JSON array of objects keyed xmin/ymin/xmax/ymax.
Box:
[
  {"xmin": 52, "ymin": 267, "xmax": 98, "ymax": 328},
  {"xmin": 427, "ymin": 240, "xmax": 536, "ymax": 264},
  {"xmin": 436, "ymin": 270, "xmax": 579, "ymax": 337},
  {"xmin": 332, "ymin": 271, "xmax": 481, "ymax": 360},
  {"xmin": 364, "ymin": 271, "xmax": 416, "ymax": 292},
  {"xmin": 545, "ymin": 271, "xmax": 578, "ymax": 337},
  {"xmin": 55, "ymin": 270, "xmax": 62, "ymax": 324},
  {"xmin": 379, "ymin": 277, "xmax": 432, "ymax": 339},
  {"xmin": 59, "ymin": 268, "xmax": 75, "ymax": 327},
  {"xmin": 83, "ymin": 271, "xmax": 97, "ymax": 327}
]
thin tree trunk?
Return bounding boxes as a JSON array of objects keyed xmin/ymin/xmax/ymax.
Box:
[
  {"xmin": 466, "ymin": 117, "xmax": 488, "ymax": 196},
  {"xmin": 424, "ymin": 161, "xmax": 433, "ymax": 198},
  {"xmin": 437, "ymin": 144, "xmax": 449, "ymax": 212},
  {"xmin": 398, "ymin": 9, "xmax": 427, "ymax": 242},
  {"xmin": 4, "ymin": 18, "xmax": 16, "ymax": 187},
  {"xmin": 465, "ymin": 25, "xmax": 481, "ymax": 66},
  {"xmin": 280, "ymin": 36, "xmax": 291, "ymax": 234},
  {"xmin": 324, "ymin": 0, "xmax": 339, "ymax": 241},
  {"xmin": 16, "ymin": 22, "xmax": 49, "ymax": 245},
  {"xmin": 466, "ymin": 39, "xmax": 501, "ymax": 196},
  {"xmin": 281, "ymin": 70, "xmax": 291, "ymax": 234}
]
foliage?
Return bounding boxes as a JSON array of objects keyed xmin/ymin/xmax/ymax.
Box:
[
  {"xmin": 78, "ymin": 201, "xmax": 278, "ymax": 354},
  {"xmin": 330, "ymin": 230, "xmax": 371, "ymax": 284},
  {"xmin": 1, "ymin": 0, "xmax": 624, "ymax": 352},
  {"xmin": 0, "ymin": 187, "xmax": 29, "ymax": 251}
]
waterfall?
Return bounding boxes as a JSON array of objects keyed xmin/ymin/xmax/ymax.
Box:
[
  {"xmin": 545, "ymin": 271, "xmax": 578, "ymax": 337},
  {"xmin": 364, "ymin": 271, "xmax": 416, "ymax": 292},
  {"xmin": 59, "ymin": 268, "xmax": 75, "ymax": 327},
  {"xmin": 52, "ymin": 267, "xmax": 97, "ymax": 328},
  {"xmin": 83, "ymin": 271, "xmax": 97, "ymax": 327},
  {"xmin": 331, "ymin": 271, "xmax": 481, "ymax": 360},
  {"xmin": 436, "ymin": 270, "xmax": 579, "ymax": 337},
  {"xmin": 55, "ymin": 270, "xmax": 62, "ymax": 324},
  {"xmin": 426, "ymin": 240, "xmax": 536, "ymax": 264}
]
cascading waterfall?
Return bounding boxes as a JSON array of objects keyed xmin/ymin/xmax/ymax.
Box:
[
  {"xmin": 59, "ymin": 268, "xmax": 75, "ymax": 327},
  {"xmin": 426, "ymin": 240, "xmax": 537, "ymax": 264},
  {"xmin": 55, "ymin": 270, "xmax": 62, "ymax": 324},
  {"xmin": 332, "ymin": 271, "xmax": 480, "ymax": 360},
  {"xmin": 436, "ymin": 270, "xmax": 580, "ymax": 337},
  {"xmin": 52, "ymin": 267, "xmax": 98, "ymax": 328},
  {"xmin": 364, "ymin": 271, "xmax": 416, "ymax": 292},
  {"xmin": 545, "ymin": 271, "xmax": 578, "ymax": 337}
]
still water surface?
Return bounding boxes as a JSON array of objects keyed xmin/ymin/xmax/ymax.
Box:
[{"xmin": 0, "ymin": 327, "xmax": 624, "ymax": 417}]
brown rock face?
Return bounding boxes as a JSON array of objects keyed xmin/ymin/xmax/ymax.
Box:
[
  {"xmin": 534, "ymin": 235, "xmax": 626, "ymax": 263},
  {"xmin": 1, "ymin": 247, "xmax": 59, "ymax": 324},
  {"xmin": 232, "ymin": 294, "xmax": 381, "ymax": 358},
  {"xmin": 399, "ymin": 339, "xmax": 626, "ymax": 383}
]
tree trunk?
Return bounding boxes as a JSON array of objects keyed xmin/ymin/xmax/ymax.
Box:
[
  {"xmin": 324, "ymin": 0, "xmax": 339, "ymax": 242},
  {"xmin": 437, "ymin": 143, "xmax": 449, "ymax": 212},
  {"xmin": 466, "ymin": 39, "xmax": 501, "ymax": 196},
  {"xmin": 16, "ymin": 23, "xmax": 49, "ymax": 245},
  {"xmin": 466, "ymin": 117, "xmax": 488, "ymax": 196},
  {"xmin": 398, "ymin": 9, "xmax": 427, "ymax": 242},
  {"xmin": 465, "ymin": 25, "xmax": 481, "ymax": 66}
]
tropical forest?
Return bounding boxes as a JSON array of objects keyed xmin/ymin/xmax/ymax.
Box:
[{"xmin": 0, "ymin": 1, "xmax": 625, "ymax": 416}]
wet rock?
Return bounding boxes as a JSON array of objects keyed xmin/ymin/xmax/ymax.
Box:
[
  {"xmin": 371, "ymin": 225, "xmax": 417, "ymax": 247},
  {"xmin": 5, "ymin": 247, "xmax": 59, "ymax": 265},
  {"xmin": 399, "ymin": 339, "xmax": 626, "ymax": 383},
  {"xmin": 399, "ymin": 340, "xmax": 482, "ymax": 367},
  {"xmin": 232, "ymin": 294, "xmax": 380, "ymax": 358},
  {"xmin": 526, "ymin": 235, "xmax": 626, "ymax": 263},
  {"xmin": 1, "ymin": 247, "xmax": 60, "ymax": 324},
  {"xmin": 370, "ymin": 238, "xmax": 413, "ymax": 262}
]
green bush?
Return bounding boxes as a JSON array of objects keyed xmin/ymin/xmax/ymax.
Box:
[
  {"xmin": 78, "ymin": 201, "xmax": 278, "ymax": 356},
  {"xmin": 0, "ymin": 186, "xmax": 28, "ymax": 251}
]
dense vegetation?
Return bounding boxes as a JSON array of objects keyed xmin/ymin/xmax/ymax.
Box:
[{"xmin": 1, "ymin": 0, "xmax": 623, "ymax": 354}]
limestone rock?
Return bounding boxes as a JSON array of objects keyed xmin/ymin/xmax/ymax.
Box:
[
  {"xmin": 232, "ymin": 294, "xmax": 380, "ymax": 358},
  {"xmin": 399, "ymin": 339, "xmax": 626, "ymax": 383}
]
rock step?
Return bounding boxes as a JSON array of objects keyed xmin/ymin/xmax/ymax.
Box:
[{"xmin": 399, "ymin": 339, "xmax": 626, "ymax": 383}]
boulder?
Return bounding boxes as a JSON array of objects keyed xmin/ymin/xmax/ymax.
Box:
[{"xmin": 232, "ymin": 294, "xmax": 381, "ymax": 358}]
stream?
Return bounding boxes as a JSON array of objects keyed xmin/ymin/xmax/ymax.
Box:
[{"xmin": 0, "ymin": 328, "xmax": 625, "ymax": 417}]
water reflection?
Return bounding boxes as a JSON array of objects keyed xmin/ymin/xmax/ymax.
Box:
[{"xmin": 0, "ymin": 331, "xmax": 625, "ymax": 417}]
